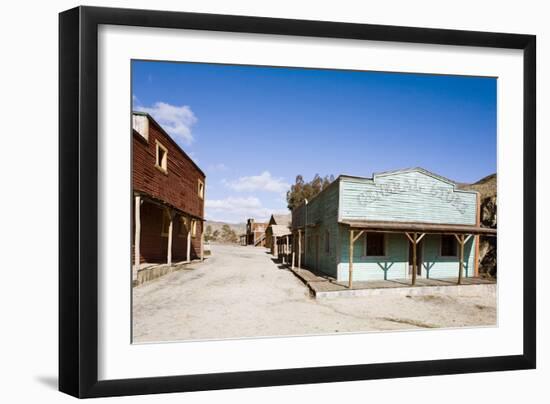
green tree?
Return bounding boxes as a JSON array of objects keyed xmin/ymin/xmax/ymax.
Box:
[
  {"xmin": 221, "ymin": 224, "xmax": 232, "ymax": 240},
  {"xmin": 286, "ymin": 174, "xmax": 334, "ymax": 210},
  {"xmin": 204, "ymin": 225, "xmax": 213, "ymax": 242},
  {"xmin": 219, "ymin": 224, "xmax": 239, "ymax": 244}
]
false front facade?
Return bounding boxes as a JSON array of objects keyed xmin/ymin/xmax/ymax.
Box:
[
  {"xmin": 132, "ymin": 112, "xmax": 206, "ymax": 270},
  {"xmin": 291, "ymin": 168, "xmax": 496, "ymax": 286}
]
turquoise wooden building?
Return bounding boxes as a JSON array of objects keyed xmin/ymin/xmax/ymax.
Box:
[{"xmin": 290, "ymin": 168, "xmax": 496, "ymax": 286}]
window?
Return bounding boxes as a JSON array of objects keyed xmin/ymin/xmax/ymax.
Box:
[
  {"xmin": 178, "ymin": 217, "xmax": 188, "ymax": 236},
  {"xmin": 155, "ymin": 140, "xmax": 168, "ymax": 173},
  {"xmin": 161, "ymin": 210, "xmax": 171, "ymax": 237},
  {"xmin": 198, "ymin": 179, "xmax": 204, "ymax": 199},
  {"xmin": 191, "ymin": 219, "xmax": 197, "ymax": 238},
  {"xmin": 324, "ymin": 230, "xmax": 330, "ymax": 254},
  {"xmin": 365, "ymin": 233, "xmax": 385, "ymax": 256},
  {"xmin": 441, "ymin": 235, "xmax": 458, "ymax": 257}
]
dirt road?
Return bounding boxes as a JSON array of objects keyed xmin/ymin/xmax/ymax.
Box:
[{"xmin": 132, "ymin": 244, "xmax": 496, "ymax": 343}]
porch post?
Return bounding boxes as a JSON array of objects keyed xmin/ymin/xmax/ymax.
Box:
[
  {"xmin": 200, "ymin": 222, "xmax": 204, "ymax": 261},
  {"xmin": 286, "ymin": 236, "xmax": 290, "ymax": 265},
  {"xmin": 298, "ymin": 229, "xmax": 302, "ymax": 268},
  {"xmin": 274, "ymin": 236, "xmax": 277, "ymax": 257},
  {"xmin": 186, "ymin": 218, "xmax": 191, "ymax": 263},
  {"xmin": 133, "ymin": 194, "xmax": 141, "ymax": 268},
  {"xmin": 348, "ymin": 229, "xmax": 354, "ymax": 289},
  {"xmin": 412, "ymin": 233, "xmax": 417, "ymax": 286},
  {"xmin": 166, "ymin": 209, "xmax": 174, "ymax": 265},
  {"xmin": 291, "ymin": 234, "xmax": 296, "ymax": 269},
  {"xmin": 458, "ymin": 234, "xmax": 465, "ymax": 285}
]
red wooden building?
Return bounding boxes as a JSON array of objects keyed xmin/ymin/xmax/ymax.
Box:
[{"xmin": 132, "ymin": 112, "xmax": 205, "ymax": 269}]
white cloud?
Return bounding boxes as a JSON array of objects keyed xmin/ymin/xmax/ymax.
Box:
[
  {"xmin": 136, "ymin": 102, "xmax": 197, "ymax": 144},
  {"xmin": 223, "ymin": 171, "xmax": 289, "ymax": 193},
  {"xmin": 208, "ymin": 163, "xmax": 228, "ymax": 172},
  {"xmin": 205, "ymin": 196, "xmax": 286, "ymax": 223}
]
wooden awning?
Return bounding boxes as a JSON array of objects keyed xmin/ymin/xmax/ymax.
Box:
[
  {"xmin": 135, "ymin": 191, "xmax": 205, "ymax": 222},
  {"xmin": 340, "ymin": 220, "xmax": 496, "ymax": 236}
]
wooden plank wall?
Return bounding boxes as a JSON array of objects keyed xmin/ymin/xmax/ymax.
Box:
[
  {"xmin": 340, "ymin": 170, "xmax": 477, "ymax": 225},
  {"xmin": 132, "ymin": 117, "xmax": 205, "ymax": 219}
]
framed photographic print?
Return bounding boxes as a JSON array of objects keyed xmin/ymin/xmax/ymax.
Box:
[{"xmin": 59, "ymin": 6, "xmax": 536, "ymax": 398}]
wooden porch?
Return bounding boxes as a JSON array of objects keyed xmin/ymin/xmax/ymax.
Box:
[
  {"xmin": 287, "ymin": 265, "xmax": 496, "ymax": 298},
  {"xmin": 343, "ymin": 220, "xmax": 497, "ymax": 288}
]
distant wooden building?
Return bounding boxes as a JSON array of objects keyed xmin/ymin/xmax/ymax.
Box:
[
  {"xmin": 290, "ymin": 168, "xmax": 496, "ymax": 286},
  {"xmin": 265, "ymin": 213, "xmax": 291, "ymax": 256},
  {"xmin": 132, "ymin": 111, "xmax": 205, "ymax": 270},
  {"xmin": 242, "ymin": 218, "xmax": 268, "ymax": 246}
]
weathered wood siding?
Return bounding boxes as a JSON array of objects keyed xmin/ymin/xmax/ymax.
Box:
[
  {"xmin": 336, "ymin": 231, "xmax": 476, "ymax": 281},
  {"xmin": 132, "ymin": 115, "xmax": 205, "ymax": 219},
  {"xmin": 340, "ymin": 170, "xmax": 477, "ymax": 225},
  {"xmin": 292, "ymin": 169, "xmax": 480, "ymax": 282},
  {"xmin": 421, "ymin": 234, "xmax": 475, "ymax": 279},
  {"xmin": 292, "ymin": 182, "xmax": 340, "ymax": 277},
  {"xmin": 337, "ymin": 229, "xmax": 408, "ymax": 281},
  {"xmin": 131, "ymin": 201, "xmax": 202, "ymax": 264}
]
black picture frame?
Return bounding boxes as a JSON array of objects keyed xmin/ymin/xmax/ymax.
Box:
[{"xmin": 59, "ymin": 6, "xmax": 536, "ymax": 398}]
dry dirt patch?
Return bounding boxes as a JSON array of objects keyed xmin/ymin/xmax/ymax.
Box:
[{"xmin": 133, "ymin": 244, "xmax": 497, "ymax": 342}]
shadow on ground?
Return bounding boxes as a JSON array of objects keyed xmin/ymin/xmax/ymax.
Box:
[{"xmin": 35, "ymin": 375, "xmax": 58, "ymax": 390}]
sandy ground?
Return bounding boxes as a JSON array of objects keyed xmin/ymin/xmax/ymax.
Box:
[{"xmin": 133, "ymin": 244, "xmax": 496, "ymax": 343}]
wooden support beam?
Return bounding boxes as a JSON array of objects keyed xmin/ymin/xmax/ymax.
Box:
[
  {"xmin": 166, "ymin": 209, "xmax": 174, "ymax": 265},
  {"xmin": 200, "ymin": 223, "xmax": 204, "ymax": 261},
  {"xmin": 458, "ymin": 234, "xmax": 465, "ymax": 285},
  {"xmin": 351, "ymin": 230, "xmax": 365, "ymax": 243},
  {"xmin": 416, "ymin": 233, "xmax": 426, "ymax": 243},
  {"xmin": 474, "ymin": 235, "xmax": 480, "ymax": 277},
  {"xmin": 286, "ymin": 236, "xmax": 290, "ymax": 265},
  {"xmin": 405, "ymin": 232, "xmax": 414, "ymax": 244},
  {"xmin": 134, "ymin": 195, "xmax": 141, "ymax": 268},
  {"xmin": 348, "ymin": 229, "xmax": 354, "ymax": 289},
  {"xmin": 298, "ymin": 229, "xmax": 302, "ymax": 269},
  {"xmin": 186, "ymin": 222, "xmax": 192, "ymax": 263},
  {"xmin": 411, "ymin": 233, "xmax": 417, "ymax": 286}
]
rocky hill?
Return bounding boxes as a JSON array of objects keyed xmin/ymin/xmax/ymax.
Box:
[
  {"xmin": 205, "ymin": 220, "xmax": 246, "ymax": 235},
  {"xmin": 458, "ymin": 174, "xmax": 497, "ymax": 277},
  {"xmin": 204, "ymin": 220, "xmax": 246, "ymax": 244}
]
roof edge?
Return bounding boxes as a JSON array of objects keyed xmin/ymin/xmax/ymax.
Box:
[{"xmin": 132, "ymin": 111, "xmax": 206, "ymax": 178}]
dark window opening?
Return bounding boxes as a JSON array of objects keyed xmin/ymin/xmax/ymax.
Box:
[
  {"xmin": 365, "ymin": 233, "xmax": 385, "ymax": 256},
  {"xmin": 157, "ymin": 148, "xmax": 166, "ymax": 167},
  {"xmin": 441, "ymin": 235, "xmax": 458, "ymax": 256}
]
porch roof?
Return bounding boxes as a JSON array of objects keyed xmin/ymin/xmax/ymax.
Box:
[{"xmin": 340, "ymin": 220, "xmax": 496, "ymax": 236}]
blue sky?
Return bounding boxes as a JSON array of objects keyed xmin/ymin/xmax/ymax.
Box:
[{"xmin": 132, "ymin": 60, "xmax": 496, "ymax": 224}]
